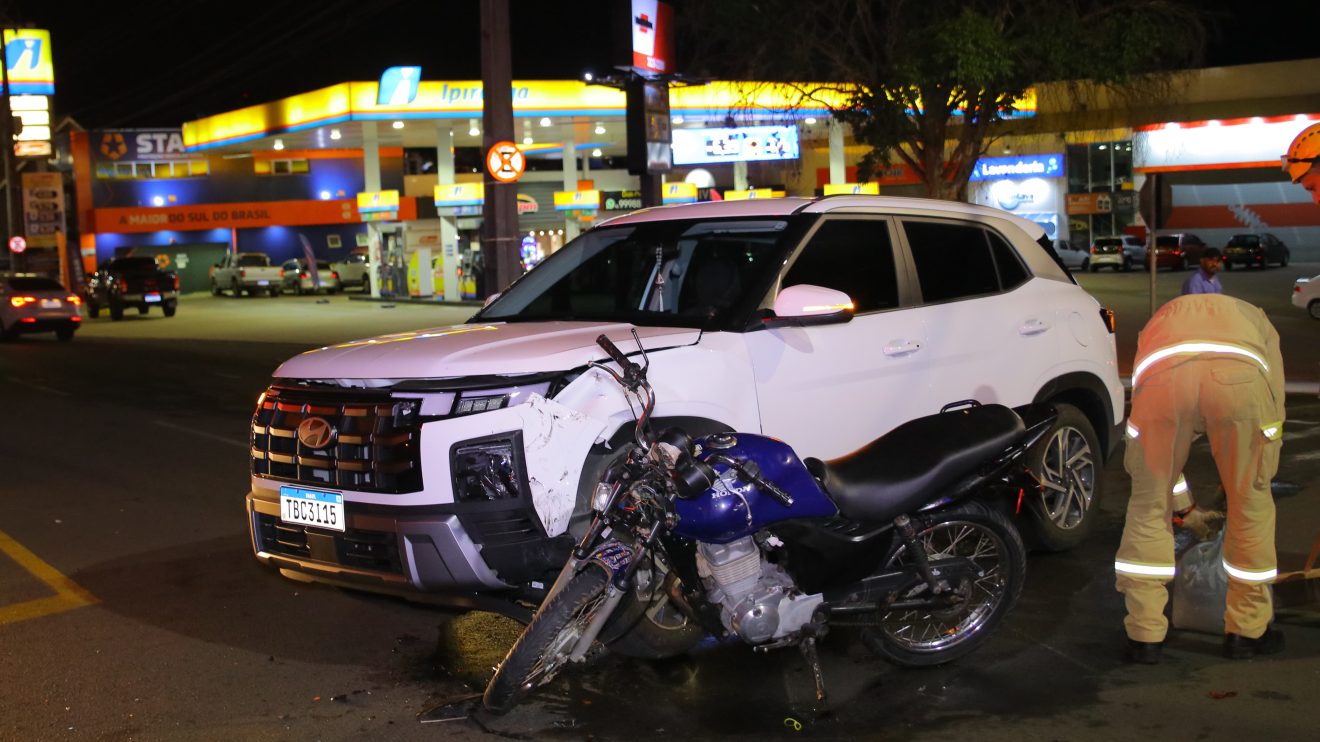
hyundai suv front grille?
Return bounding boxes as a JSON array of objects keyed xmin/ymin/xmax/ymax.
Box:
[{"xmin": 251, "ymin": 387, "xmax": 422, "ymax": 494}]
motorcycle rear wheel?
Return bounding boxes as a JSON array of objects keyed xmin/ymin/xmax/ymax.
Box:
[
  {"xmin": 862, "ymin": 502, "xmax": 1025, "ymax": 667},
  {"xmin": 483, "ymin": 563, "xmax": 611, "ymax": 714}
]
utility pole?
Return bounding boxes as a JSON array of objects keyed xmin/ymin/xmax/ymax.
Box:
[
  {"xmin": 479, "ymin": 0, "xmax": 519, "ymax": 298},
  {"xmin": 0, "ymin": 25, "xmax": 18, "ymax": 272}
]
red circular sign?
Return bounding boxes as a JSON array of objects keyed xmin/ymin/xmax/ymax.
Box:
[
  {"xmin": 8, "ymin": 235, "xmax": 26, "ymax": 254},
  {"xmin": 486, "ymin": 141, "xmax": 526, "ymax": 184}
]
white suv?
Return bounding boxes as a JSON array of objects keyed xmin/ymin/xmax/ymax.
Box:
[{"xmin": 246, "ymin": 196, "xmax": 1124, "ymax": 605}]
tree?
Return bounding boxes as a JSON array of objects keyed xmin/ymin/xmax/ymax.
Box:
[{"xmin": 678, "ymin": 0, "xmax": 1205, "ymax": 200}]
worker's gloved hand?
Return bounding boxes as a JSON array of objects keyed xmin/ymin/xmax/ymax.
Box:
[{"xmin": 1174, "ymin": 507, "xmax": 1225, "ymax": 540}]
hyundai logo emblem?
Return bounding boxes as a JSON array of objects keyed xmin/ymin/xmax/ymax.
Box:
[{"xmin": 297, "ymin": 417, "xmax": 336, "ymax": 449}]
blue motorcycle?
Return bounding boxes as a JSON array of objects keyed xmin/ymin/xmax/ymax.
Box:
[{"xmin": 484, "ymin": 333, "xmax": 1055, "ymax": 712}]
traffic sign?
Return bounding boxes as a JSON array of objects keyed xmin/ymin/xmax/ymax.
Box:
[
  {"xmin": 8, "ymin": 235, "xmax": 26, "ymax": 254},
  {"xmin": 486, "ymin": 141, "xmax": 526, "ymax": 183}
]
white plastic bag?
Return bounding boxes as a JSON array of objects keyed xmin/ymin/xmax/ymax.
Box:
[{"xmin": 1171, "ymin": 530, "xmax": 1228, "ymax": 635}]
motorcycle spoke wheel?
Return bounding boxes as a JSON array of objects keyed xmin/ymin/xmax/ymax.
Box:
[
  {"xmin": 881, "ymin": 521, "xmax": 1006, "ymax": 653},
  {"xmin": 862, "ymin": 503, "xmax": 1025, "ymax": 667},
  {"xmin": 519, "ymin": 589, "xmax": 608, "ymax": 690}
]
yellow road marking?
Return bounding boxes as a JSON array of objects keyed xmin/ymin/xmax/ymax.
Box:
[{"xmin": 0, "ymin": 528, "xmax": 97, "ymax": 627}]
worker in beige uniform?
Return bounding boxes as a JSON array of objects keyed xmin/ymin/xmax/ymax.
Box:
[{"xmin": 1117, "ymin": 293, "xmax": 1285, "ymax": 663}]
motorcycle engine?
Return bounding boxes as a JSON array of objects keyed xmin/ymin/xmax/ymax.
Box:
[{"xmin": 697, "ymin": 537, "xmax": 817, "ymax": 644}]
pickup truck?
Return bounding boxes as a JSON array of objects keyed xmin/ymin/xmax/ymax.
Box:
[
  {"xmin": 212, "ymin": 252, "xmax": 284, "ymax": 297},
  {"xmin": 332, "ymin": 252, "xmax": 370, "ymax": 292},
  {"xmin": 84, "ymin": 256, "xmax": 180, "ymax": 320}
]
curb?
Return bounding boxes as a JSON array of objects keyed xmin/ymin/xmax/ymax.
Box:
[{"xmin": 347, "ymin": 295, "xmax": 485, "ymax": 308}]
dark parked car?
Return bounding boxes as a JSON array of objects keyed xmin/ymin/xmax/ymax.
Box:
[
  {"xmin": 84, "ymin": 256, "xmax": 179, "ymax": 320},
  {"xmin": 1223, "ymin": 233, "xmax": 1290, "ymax": 269},
  {"xmin": 1147, "ymin": 233, "xmax": 1208, "ymax": 271}
]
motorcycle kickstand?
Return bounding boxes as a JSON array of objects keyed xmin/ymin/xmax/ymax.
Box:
[{"xmin": 798, "ymin": 637, "xmax": 827, "ymax": 704}]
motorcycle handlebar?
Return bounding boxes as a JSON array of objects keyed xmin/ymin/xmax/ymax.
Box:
[{"xmin": 596, "ymin": 334, "xmax": 640, "ymax": 380}]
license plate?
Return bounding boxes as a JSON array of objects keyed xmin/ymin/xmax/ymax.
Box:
[
  {"xmin": 40, "ymin": 298, "xmax": 61, "ymax": 308},
  {"xmin": 145, "ymin": 293, "xmax": 162, "ymax": 302},
  {"xmin": 279, "ymin": 486, "xmax": 345, "ymax": 532},
  {"xmin": 257, "ymin": 280, "xmax": 269, "ymax": 286}
]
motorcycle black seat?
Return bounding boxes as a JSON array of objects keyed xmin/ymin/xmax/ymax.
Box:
[{"xmin": 805, "ymin": 404, "xmax": 1025, "ymax": 523}]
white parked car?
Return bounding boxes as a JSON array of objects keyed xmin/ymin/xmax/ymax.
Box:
[
  {"xmin": 245, "ymin": 196, "xmax": 1124, "ymax": 610},
  {"xmin": 1294, "ymin": 274, "xmax": 1320, "ymax": 319},
  {"xmin": 1088, "ymin": 235, "xmax": 1147, "ymax": 271},
  {"xmin": 212, "ymin": 252, "xmax": 283, "ymax": 297},
  {"xmin": 280, "ymin": 259, "xmax": 342, "ymax": 295},
  {"xmin": 332, "ymin": 252, "xmax": 370, "ymax": 292},
  {"xmin": 1052, "ymin": 238, "xmax": 1090, "ymax": 271},
  {"xmin": 0, "ymin": 274, "xmax": 81, "ymax": 341}
]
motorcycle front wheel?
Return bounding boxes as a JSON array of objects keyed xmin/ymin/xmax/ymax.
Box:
[
  {"xmin": 862, "ymin": 502, "xmax": 1025, "ymax": 667},
  {"xmin": 483, "ymin": 563, "xmax": 611, "ymax": 714}
]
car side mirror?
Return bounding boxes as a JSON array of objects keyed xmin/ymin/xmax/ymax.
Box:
[{"xmin": 763, "ymin": 284, "xmax": 855, "ymax": 328}]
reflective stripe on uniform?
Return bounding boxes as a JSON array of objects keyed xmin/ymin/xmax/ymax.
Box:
[
  {"xmin": 1262, "ymin": 421, "xmax": 1283, "ymax": 441},
  {"xmin": 1222, "ymin": 560, "xmax": 1277, "ymax": 583},
  {"xmin": 1126, "ymin": 423, "xmax": 1140, "ymax": 438},
  {"xmin": 1115, "ymin": 560, "xmax": 1177, "ymax": 577},
  {"xmin": 1132, "ymin": 342, "xmax": 1270, "ymax": 385}
]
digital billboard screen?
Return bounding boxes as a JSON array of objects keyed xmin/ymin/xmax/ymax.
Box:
[{"xmin": 671, "ymin": 125, "xmax": 800, "ymax": 165}]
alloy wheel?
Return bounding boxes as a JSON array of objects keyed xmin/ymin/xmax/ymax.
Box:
[{"xmin": 1038, "ymin": 425, "xmax": 1095, "ymax": 530}]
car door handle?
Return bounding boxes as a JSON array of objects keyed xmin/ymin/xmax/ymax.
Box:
[
  {"xmin": 883, "ymin": 340, "xmax": 922, "ymax": 356},
  {"xmin": 1018, "ymin": 319, "xmax": 1051, "ymax": 336}
]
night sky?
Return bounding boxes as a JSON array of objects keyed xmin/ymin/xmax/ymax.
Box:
[{"xmin": 11, "ymin": 0, "xmax": 1312, "ymax": 131}]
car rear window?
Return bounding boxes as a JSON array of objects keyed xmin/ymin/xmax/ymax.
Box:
[
  {"xmin": 7, "ymin": 277, "xmax": 64, "ymax": 291},
  {"xmin": 1156, "ymin": 236, "xmax": 1178, "ymax": 247},
  {"xmin": 1094, "ymin": 238, "xmax": 1123, "ymax": 247},
  {"xmin": 238, "ymin": 254, "xmax": 270, "ymax": 267},
  {"xmin": 1228, "ymin": 235, "xmax": 1259, "ymax": 247},
  {"xmin": 109, "ymin": 257, "xmax": 160, "ymax": 271}
]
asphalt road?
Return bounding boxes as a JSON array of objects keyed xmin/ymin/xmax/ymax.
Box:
[{"xmin": 0, "ymin": 283, "xmax": 1317, "ymax": 741}]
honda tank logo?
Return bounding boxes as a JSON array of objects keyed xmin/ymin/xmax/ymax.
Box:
[{"xmin": 297, "ymin": 417, "xmax": 335, "ymax": 449}]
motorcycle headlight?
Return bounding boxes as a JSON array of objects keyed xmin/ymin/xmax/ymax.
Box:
[
  {"xmin": 592, "ymin": 482, "xmax": 613, "ymax": 512},
  {"xmin": 451, "ymin": 433, "xmax": 526, "ymax": 502}
]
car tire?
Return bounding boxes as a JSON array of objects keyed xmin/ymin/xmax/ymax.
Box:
[
  {"xmin": 1178, "ymin": 256, "xmax": 1188, "ymax": 271},
  {"xmin": 109, "ymin": 299, "xmax": 125, "ymax": 321},
  {"xmin": 137, "ymin": 305, "xmax": 149, "ymax": 315},
  {"xmin": 1309, "ymin": 300, "xmax": 1320, "ymax": 320},
  {"xmin": 1281, "ymin": 251, "xmax": 1289, "ymax": 267},
  {"xmin": 0, "ymin": 323, "xmax": 15, "ymax": 341},
  {"xmin": 211, "ymin": 280, "xmax": 222, "ymax": 296},
  {"xmin": 1024, "ymin": 402, "xmax": 1102, "ymax": 552},
  {"xmin": 87, "ymin": 300, "xmax": 101, "ymax": 319},
  {"xmin": 1223, "ymin": 261, "xmax": 1234, "ymax": 271},
  {"xmin": 163, "ymin": 302, "xmax": 177, "ymax": 317},
  {"xmin": 269, "ymin": 287, "xmax": 281, "ymax": 297},
  {"xmin": 1088, "ymin": 264, "xmax": 1098, "ymax": 273},
  {"xmin": 362, "ymin": 277, "xmax": 370, "ymax": 294},
  {"xmin": 1079, "ymin": 258, "xmax": 1089, "ymax": 271},
  {"xmin": 56, "ymin": 327, "xmax": 75, "ymax": 342},
  {"xmin": 231, "ymin": 279, "xmax": 242, "ymax": 297}
]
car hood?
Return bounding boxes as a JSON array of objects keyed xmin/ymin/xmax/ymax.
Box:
[{"xmin": 274, "ymin": 321, "xmax": 703, "ymax": 381}]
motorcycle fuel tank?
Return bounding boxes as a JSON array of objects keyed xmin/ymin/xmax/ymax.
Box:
[{"xmin": 672, "ymin": 433, "xmax": 838, "ymax": 544}]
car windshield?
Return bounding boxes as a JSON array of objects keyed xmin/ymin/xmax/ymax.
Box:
[
  {"xmin": 238, "ymin": 255, "xmax": 270, "ymax": 267},
  {"xmin": 109, "ymin": 257, "xmax": 159, "ymax": 271},
  {"xmin": 7, "ymin": 277, "xmax": 64, "ymax": 291},
  {"xmin": 476, "ymin": 218, "xmax": 793, "ymax": 330},
  {"xmin": 1228, "ymin": 235, "xmax": 1259, "ymax": 246}
]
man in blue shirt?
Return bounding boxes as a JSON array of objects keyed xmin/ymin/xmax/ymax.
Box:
[{"xmin": 1182, "ymin": 247, "xmax": 1223, "ymax": 295}]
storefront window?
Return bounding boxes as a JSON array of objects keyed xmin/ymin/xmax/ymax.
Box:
[{"xmin": 1067, "ymin": 140, "xmax": 1137, "ymax": 249}]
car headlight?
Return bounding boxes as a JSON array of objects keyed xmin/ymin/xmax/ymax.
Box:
[{"xmin": 451, "ymin": 433, "xmax": 526, "ymax": 502}]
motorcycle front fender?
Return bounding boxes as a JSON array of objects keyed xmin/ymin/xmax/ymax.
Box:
[{"xmin": 586, "ymin": 539, "xmax": 636, "ymax": 584}]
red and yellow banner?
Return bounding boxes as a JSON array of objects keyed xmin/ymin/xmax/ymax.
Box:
[{"xmin": 92, "ymin": 198, "xmax": 418, "ymax": 234}]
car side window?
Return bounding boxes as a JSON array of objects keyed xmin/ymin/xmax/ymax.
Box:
[
  {"xmin": 902, "ymin": 220, "xmax": 1000, "ymax": 303},
  {"xmin": 988, "ymin": 231, "xmax": 1028, "ymax": 290},
  {"xmin": 781, "ymin": 218, "xmax": 899, "ymax": 313}
]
